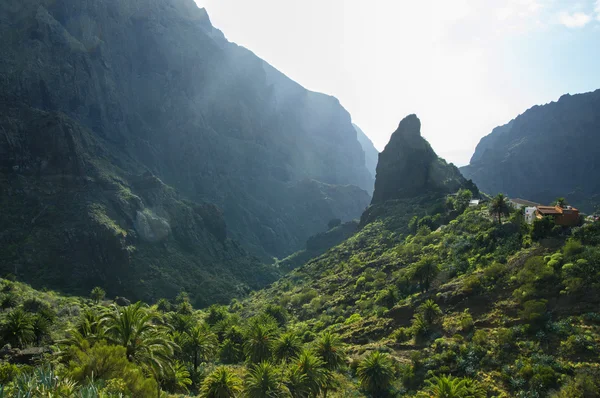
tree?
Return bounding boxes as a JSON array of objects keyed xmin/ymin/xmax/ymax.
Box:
[
  {"xmin": 285, "ymin": 366, "xmax": 309, "ymax": 398},
  {"xmin": 2, "ymin": 308, "xmax": 35, "ymax": 348},
  {"xmin": 294, "ymin": 350, "xmax": 327, "ymax": 397},
  {"xmin": 418, "ymin": 375, "xmax": 485, "ymax": 398},
  {"xmin": 418, "ymin": 299, "xmax": 442, "ymax": 325},
  {"xmin": 455, "ymin": 189, "xmax": 473, "ymax": 211},
  {"xmin": 160, "ymin": 361, "xmax": 192, "ymax": 395},
  {"xmin": 554, "ymin": 197, "xmax": 568, "ymax": 207},
  {"xmin": 185, "ymin": 323, "xmax": 218, "ymax": 371},
  {"xmin": 201, "ymin": 366, "xmax": 242, "ymax": 398},
  {"xmin": 273, "ymin": 332, "xmax": 302, "ymax": 364},
  {"xmin": 244, "ymin": 362, "xmax": 287, "ymax": 398},
  {"xmin": 357, "ymin": 351, "xmax": 395, "ymax": 397},
  {"xmin": 410, "ymin": 256, "xmax": 440, "ymax": 293},
  {"xmin": 244, "ymin": 322, "xmax": 276, "ymax": 363},
  {"xmin": 90, "ymin": 286, "xmax": 106, "ymax": 304},
  {"xmin": 102, "ymin": 302, "xmax": 176, "ymax": 377},
  {"xmin": 314, "ymin": 332, "xmax": 345, "ymax": 398},
  {"xmin": 490, "ymin": 194, "xmax": 510, "ymax": 224},
  {"xmin": 314, "ymin": 332, "xmax": 345, "ymax": 371}
]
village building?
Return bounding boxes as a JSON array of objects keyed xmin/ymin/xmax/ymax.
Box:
[
  {"xmin": 536, "ymin": 205, "xmax": 580, "ymax": 227},
  {"xmin": 509, "ymin": 198, "xmax": 541, "ymax": 209}
]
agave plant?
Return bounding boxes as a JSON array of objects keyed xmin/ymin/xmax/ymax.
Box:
[{"xmin": 10, "ymin": 366, "xmax": 77, "ymax": 398}]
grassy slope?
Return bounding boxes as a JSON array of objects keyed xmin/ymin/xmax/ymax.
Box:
[{"xmin": 238, "ymin": 200, "xmax": 600, "ymax": 396}]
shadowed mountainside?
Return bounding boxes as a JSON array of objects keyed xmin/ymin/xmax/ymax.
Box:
[
  {"xmin": 0, "ymin": 0, "xmax": 374, "ymax": 303},
  {"xmin": 461, "ymin": 90, "xmax": 600, "ymax": 212}
]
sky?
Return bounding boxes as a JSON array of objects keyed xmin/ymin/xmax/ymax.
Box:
[{"xmin": 194, "ymin": 0, "xmax": 600, "ymax": 166}]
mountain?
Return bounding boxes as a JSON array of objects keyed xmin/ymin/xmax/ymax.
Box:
[
  {"xmin": 2, "ymin": 111, "xmax": 600, "ymax": 397},
  {"xmin": 461, "ymin": 90, "xmax": 600, "ymax": 212},
  {"xmin": 371, "ymin": 114, "xmax": 473, "ymax": 205},
  {"xmin": 0, "ymin": 0, "xmax": 373, "ymax": 301},
  {"xmin": 353, "ymin": 123, "xmax": 378, "ymax": 182}
]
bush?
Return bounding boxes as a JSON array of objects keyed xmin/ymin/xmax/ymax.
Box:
[
  {"xmin": 68, "ymin": 342, "xmax": 157, "ymax": 397},
  {"xmin": 344, "ymin": 313, "xmax": 362, "ymax": 325},
  {"xmin": 391, "ymin": 327, "xmax": 412, "ymax": 343},
  {"xmin": 519, "ymin": 299, "xmax": 548, "ymax": 325}
]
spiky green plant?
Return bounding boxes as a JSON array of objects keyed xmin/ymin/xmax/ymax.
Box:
[
  {"xmin": 2, "ymin": 308, "xmax": 35, "ymax": 348},
  {"xmin": 244, "ymin": 362, "xmax": 287, "ymax": 398},
  {"xmin": 357, "ymin": 351, "xmax": 395, "ymax": 397},
  {"xmin": 102, "ymin": 302, "xmax": 177, "ymax": 376},
  {"xmin": 273, "ymin": 332, "xmax": 302, "ymax": 364},
  {"xmin": 314, "ymin": 331, "xmax": 345, "ymax": 371},
  {"xmin": 200, "ymin": 366, "xmax": 242, "ymax": 398},
  {"xmin": 418, "ymin": 299, "xmax": 442, "ymax": 325}
]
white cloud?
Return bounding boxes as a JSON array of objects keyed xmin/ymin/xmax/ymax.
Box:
[
  {"xmin": 596, "ymin": 0, "xmax": 600, "ymax": 21},
  {"xmin": 558, "ymin": 11, "xmax": 592, "ymax": 28}
]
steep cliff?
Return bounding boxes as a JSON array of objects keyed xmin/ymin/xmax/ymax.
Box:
[
  {"xmin": 371, "ymin": 115, "xmax": 470, "ymax": 205},
  {"xmin": 353, "ymin": 124, "xmax": 379, "ymax": 184},
  {"xmin": 461, "ymin": 90, "xmax": 600, "ymax": 212},
  {"xmin": 0, "ymin": 0, "xmax": 373, "ymax": 301}
]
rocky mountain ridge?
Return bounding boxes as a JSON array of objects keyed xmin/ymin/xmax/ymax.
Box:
[
  {"xmin": 461, "ymin": 89, "xmax": 600, "ymax": 212},
  {"xmin": 0, "ymin": 0, "xmax": 374, "ymax": 302}
]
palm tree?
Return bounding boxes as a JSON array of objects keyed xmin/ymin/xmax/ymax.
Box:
[
  {"xmin": 244, "ymin": 362, "xmax": 287, "ymax": 398},
  {"xmin": 2, "ymin": 308, "xmax": 35, "ymax": 348},
  {"xmin": 244, "ymin": 323, "xmax": 275, "ymax": 363},
  {"xmin": 185, "ymin": 323, "xmax": 218, "ymax": 371},
  {"xmin": 166, "ymin": 313, "xmax": 194, "ymax": 334},
  {"xmin": 357, "ymin": 351, "xmax": 395, "ymax": 397},
  {"xmin": 200, "ymin": 366, "xmax": 242, "ymax": 398},
  {"xmin": 160, "ymin": 361, "xmax": 192, "ymax": 394},
  {"xmin": 418, "ymin": 299, "xmax": 442, "ymax": 325},
  {"xmin": 314, "ymin": 332, "xmax": 345, "ymax": 398},
  {"xmin": 314, "ymin": 332, "xmax": 345, "ymax": 371},
  {"xmin": 102, "ymin": 302, "xmax": 176, "ymax": 375},
  {"xmin": 60, "ymin": 308, "xmax": 107, "ymax": 350},
  {"xmin": 410, "ymin": 255, "xmax": 440, "ymax": 293},
  {"xmin": 90, "ymin": 286, "xmax": 105, "ymax": 304},
  {"xmin": 555, "ymin": 197, "xmax": 568, "ymax": 208},
  {"xmin": 418, "ymin": 375, "xmax": 485, "ymax": 398},
  {"xmin": 285, "ymin": 366, "xmax": 309, "ymax": 398},
  {"xmin": 273, "ymin": 332, "xmax": 302, "ymax": 364},
  {"xmin": 294, "ymin": 350, "xmax": 327, "ymax": 397},
  {"xmin": 490, "ymin": 194, "xmax": 510, "ymax": 224}
]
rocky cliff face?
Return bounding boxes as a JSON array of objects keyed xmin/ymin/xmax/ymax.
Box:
[
  {"xmin": 353, "ymin": 124, "xmax": 379, "ymax": 185},
  {"xmin": 0, "ymin": 0, "xmax": 373, "ymax": 301},
  {"xmin": 371, "ymin": 115, "xmax": 470, "ymax": 205},
  {"xmin": 460, "ymin": 90, "xmax": 600, "ymax": 212}
]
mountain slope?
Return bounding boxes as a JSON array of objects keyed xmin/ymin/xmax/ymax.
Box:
[
  {"xmin": 234, "ymin": 116, "xmax": 600, "ymax": 397},
  {"xmin": 0, "ymin": 0, "xmax": 372, "ymax": 265},
  {"xmin": 461, "ymin": 90, "xmax": 600, "ymax": 212},
  {"xmin": 0, "ymin": 104, "xmax": 278, "ymax": 306}
]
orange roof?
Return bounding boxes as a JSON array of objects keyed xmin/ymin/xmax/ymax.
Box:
[{"xmin": 537, "ymin": 206, "xmax": 562, "ymax": 215}]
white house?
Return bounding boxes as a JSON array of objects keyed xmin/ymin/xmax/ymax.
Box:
[{"xmin": 524, "ymin": 207, "xmax": 537, "ymax": 224}]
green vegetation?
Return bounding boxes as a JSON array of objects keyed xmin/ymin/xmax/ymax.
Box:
[{"xmin": 0, "ymin": 193, "xmax": 599, "ymax": 396}]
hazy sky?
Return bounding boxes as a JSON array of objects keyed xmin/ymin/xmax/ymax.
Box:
[{"xmin": 194, "ymin": 0, "xmax": 600, "ymax": 166}]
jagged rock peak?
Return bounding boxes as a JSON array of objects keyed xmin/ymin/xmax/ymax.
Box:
[{"xmin": 371, "ymin": 114, "xmax": 469, "ymax": 204}]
